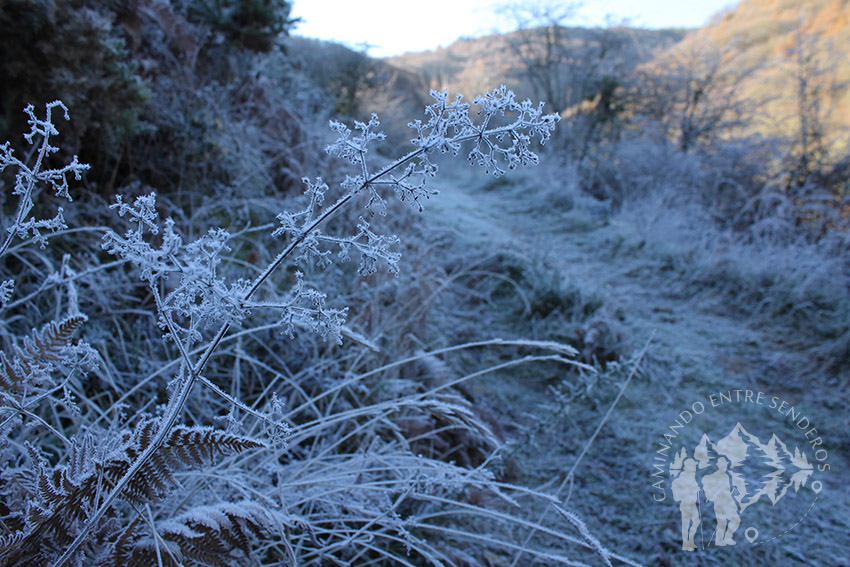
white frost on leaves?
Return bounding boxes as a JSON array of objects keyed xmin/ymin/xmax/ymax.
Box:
[{"xmin": 0, "ymin": 279, "xmax": 14, "ymax": 305}]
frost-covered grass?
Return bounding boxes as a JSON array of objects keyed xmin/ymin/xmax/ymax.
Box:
[
  {"xmin": 4, "ymin": 79, "xmax": 847, "ymax": 567},
  {"xmin": 417, "ymin": 135, "xmax": 850, "ymax": 567},
  {"xmin": 604, "ymin": 149, "xmax": 850, "ymax": 377},
  {"xmin": 0, "ymin": 93, "xmax": 656, "ymax": 567}
]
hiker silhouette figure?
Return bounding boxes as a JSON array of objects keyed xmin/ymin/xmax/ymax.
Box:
[
  {"xmin": 702, "ymin": 456, "xmax": 741, "ymax": 546},
  {"xmin": 671, "ymin": 458, "xmax": 700, "ymax": 551}
]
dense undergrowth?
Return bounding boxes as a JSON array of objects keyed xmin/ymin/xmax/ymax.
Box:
[
  {"xmin": 2, "ymin": 1, "xmax": 850, "ymax": 566},
  {"xmin": 0, "ymin": 86, "xmax": 654, "ymax": 566}
]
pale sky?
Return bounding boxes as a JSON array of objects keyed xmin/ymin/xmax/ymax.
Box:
[{"xmin": 290, "ymin": 0, "xmax": 739, "ymax": 58}]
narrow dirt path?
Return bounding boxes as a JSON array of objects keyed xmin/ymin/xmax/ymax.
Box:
[
  {"xmin": 422, "ymin": 162, "xmax": 849, "ymax": 567},
  {"xmin": 427, "ymin": 163, "xmax": 764, "ymax": 384}
]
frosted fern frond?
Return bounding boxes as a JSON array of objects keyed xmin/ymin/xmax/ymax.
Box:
[
  {"xmin": 20, "ymin": 315, "xmax": 88, "ymax": 365},
  {"xmin": 0, "ymin": 101, "xmax": 89, "ymax": 254},
  {"xmin": 0, "ymin": 314, "xmax": 89, "ymax": 394},
  {"xmin": 1, "ymin": 424, "xmax": 264, "ymax": 566},
  {"xmin": 123, "ymin": 501, "xmax": 277, "ymax": 567},
  {"xmin": 119, "ymin": 421, "xmax": 266, "ymax": 505},
  {"xmin": 160, "ymin": 423, "xmax": 266, "ymax": 465}
]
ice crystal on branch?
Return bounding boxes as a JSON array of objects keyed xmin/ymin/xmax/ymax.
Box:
[
  {"xmin": 407, "ymin": 86, "xmax": 559, "ymax": 177},
  {"xmin": 326, "ymin": 114, "xmax": 387, "ymax": 166},
  {"xmin": 0, "ymin": 101, "xmax": 89, "ymax": 256},
  {"xmin": 272, "ymin": 85, "xmax": 558, "ymax": 299},
  {"xmin": 102, "ymin": 194, "xmax": 182, "ymax": 285},
  {"xmin": 109, "ymin": 193, "xmax": 161, "ymax": 235},
  {"xmin": 103, "ymin": 193, "xmax": 248, "ymax": 347},
  {"xmin": 249, "ymin": 271, "xmax": 348, "ymax": 344},
  {"xmin": 0, "ymin": 279, "xmax": 14, "ymax": 305}
]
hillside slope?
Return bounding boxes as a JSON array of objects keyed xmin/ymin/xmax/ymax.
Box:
[{"xmin": 649, "ymin": 0, "xmax": 850, "ymax": 155}]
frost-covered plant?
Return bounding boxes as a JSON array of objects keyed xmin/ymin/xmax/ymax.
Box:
[
  {"xmin": 0, "ymin": 101, "xmax": 89, "ymax": 298},
  {"xmin": 0, "ymin": 101, "xmax": 97, "ymax": 435},
  {"xmin": 0, "ymin": 94, "xmax": 637, "ymax": 567},
  {"xmin": 56, "ymin": 85, "xmax": 558, "ymax": 559}
]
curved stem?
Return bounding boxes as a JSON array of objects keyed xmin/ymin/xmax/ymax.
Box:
[{"xmin": 56, "ymin": 114, "xmax": 543, "ymax": 565}]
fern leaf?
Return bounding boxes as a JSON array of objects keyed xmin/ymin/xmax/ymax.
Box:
[
  {"xmin": 161, "ymin": 426, "xmax": 266, "ymax": 467},
  {"xmin": 0, "ymin": 351, "xmax": 21, "ymax": 392},
  {"xmin": 101, "ymin": 516, "xmax": 142, "ymax": 567},
  {"xmin": 7, "ymin": 423, "xmax": 264, "ymax": 566},
  {"xmin": 120, "ymin": 422, "xmax": 265, "ymax": 505},
  {"xmin": 0, "ymin": 314, "xmax": 87, "ymax": 393},
  {"xmin": 126, "ymin": 501, "xmax": 275, "ymax": 567},
  {"xmin": 0, "ymin": 532, "xmax": 25, "ymax": 564},
  {"xmin": 23, "ymin": 314, "xmax": 88, "ymax": 363}
]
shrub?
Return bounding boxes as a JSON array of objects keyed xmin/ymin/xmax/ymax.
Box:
[
  {"xmin": 183, "ymin": 0, "xmax": 296, "ymax": 52},
  {"xmin": 0, "ymin": 0, "xmax": 150, "ymax": 163},
  {"xmin": 0, "ymin": 0, "xmax": 318, "ymax": 202}
]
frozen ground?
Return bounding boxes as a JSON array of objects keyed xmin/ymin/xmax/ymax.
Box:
[{"xmin": 421, "ymin": 158, "xmax": 850, "ymax": 567}]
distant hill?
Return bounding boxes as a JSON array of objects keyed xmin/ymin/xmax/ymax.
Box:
[
  {"xmin": 386, "ymin": 27, "xmax": 685, "ymax": 111},
  {"xmin": 386, "ymin": 0, "xmax": 850, "ymax": 158},
  {"xmin": 648, "ymin": 0, "xmax": 850, "ymax": 157},
  {"xmin": 300, "ymin": 0, "xmax": 850, "ymax": 175}
]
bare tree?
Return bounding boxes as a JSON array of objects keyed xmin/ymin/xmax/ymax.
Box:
[
  {"xmin": 498, "ymin": 2, "xmax": 625, "ymax": 116},
  {"xmin": 781, "ymin": 23, "xmax": 845, "ymax": 190},
  {"xmin": 288, "ymin": 38, "xmax": 378, "ymax": 116},
  {"xmin": 497, "ymin": 1, "xmax": 581, "ymax": 115},
  {"xmin": 630, "ymin": 38, "xmax": 758, "ymax": 152},
  {"xmin": 497, "ymin": 1, "xmax": 643, "ymax": 159}
]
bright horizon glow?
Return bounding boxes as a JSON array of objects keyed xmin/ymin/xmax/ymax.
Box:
[{"xmin": 290, "ymin": 0, "xmax": 738, "ymax": 58}]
